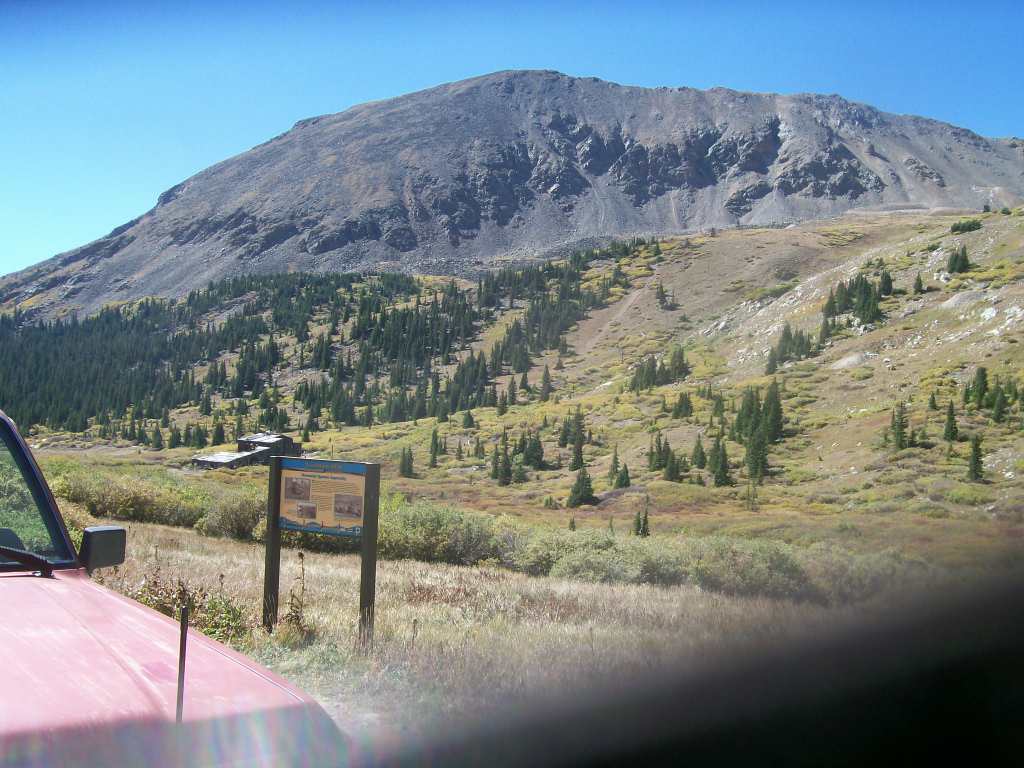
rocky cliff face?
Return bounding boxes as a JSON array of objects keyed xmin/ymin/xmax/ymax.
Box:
[{"xmin": 5, "ymin": 70, "xmax": 1023, "ymax": 317}]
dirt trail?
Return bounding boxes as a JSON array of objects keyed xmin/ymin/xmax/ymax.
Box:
[{"xmin": 575, "ymin": 277, "xmax": 651, "ymax": 359}]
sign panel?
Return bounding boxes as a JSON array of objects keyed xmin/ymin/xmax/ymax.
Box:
[
  {"xmin": 264, "ymin": 456, "xmax": 381, "ymax": 645},
  {"xmin": 278, "ymin": 458, "xmax": 368, "ymax": 537}
]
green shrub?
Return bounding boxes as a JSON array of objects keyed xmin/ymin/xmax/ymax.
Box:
[
  {"xmin": 56, "ymin": 499, "xmax": 95, "ymax": 551},
  {"xmin": 624, "ymin": 539, "xmax": 687, "ymax": 586},
  {"xmin": 950, "ymin": 219, "xmax": 982, "ymax": 234},
  {"xmin": 550, "ymin": 548, "xmax": 637, "ymax": 583},
  {"xmin": 681, "ymin": 537, "xmax": 819, "ymax": 601},
  {"xmin": 513, "ymin": 530, "xmax": 614, "ymax": 577},
  {"xmin": 196, "ymin": 490, "xmax": 264, "ymax": 540},
  {"xmin": 51, "ymin": 471, "xmax": 206, "ymax": 527},
  {"xmin": 945, "ymin": 483, "xmax": 996, "ymax": 506},
  {"xmin": 378, "ymin": 502, "xmax": 499, "ymax": 565},
  {"xmin": 801, "ymin": 545, "xmax": 924, "ymax": 605},
  {"xmin": 200, "ymin": 593, "xmax": 251, "ymax": 644},
  {"xmin": 372, "ymin": 499, "xmax": 924, "ymax": 604},
  {"xmin": 121, "ymin": 567, "xmax": 250, "ymax": 645}
]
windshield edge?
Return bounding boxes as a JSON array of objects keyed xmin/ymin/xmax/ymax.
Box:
[{"xmin": 0, "ymin": 410, "xmax": 78, "ymax": 571}]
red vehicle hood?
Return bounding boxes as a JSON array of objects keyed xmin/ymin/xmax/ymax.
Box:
[{"xmin": 0, "ymin": 569, "xmax": 348, "ymax": 767}]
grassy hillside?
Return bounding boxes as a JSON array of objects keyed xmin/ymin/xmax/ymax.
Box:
[
  {"xmin": 28, "ymin": 208, "xmax": 1024, "ymax": 573},
  {"xmin": 23, "ymin": 207, "xmax": 1024, "ymax": 737}
]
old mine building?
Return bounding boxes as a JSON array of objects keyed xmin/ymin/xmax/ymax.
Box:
[{"xmin": 192, "ymin": 432, "xmax": 302, "ymax": 470}]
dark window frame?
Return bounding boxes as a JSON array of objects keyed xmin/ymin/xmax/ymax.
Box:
[{"xmin": 0, "ymin": 411, "xmax": 76, "ymax": 571}]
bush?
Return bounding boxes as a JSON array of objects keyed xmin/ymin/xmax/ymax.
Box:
[
  {"xmin": 121, "ymin": 566, "xmax": 250, "ymax": 644},
  {"xmin": 680, "ymin": 537, "xmax": 820, "ymax": 601},
  {"xmin": 196, "ymin": 490, "xmax": 264, "ymax": 540},
  {"xmin": 378, "ymin": 502, "xmax": 499, "ymax": 565},
  {"xmin": 950, "ymin": 219, "xmax": 982, "ymax": 234},
  {"xmin": 550, "ymin": 548, "xmax": 637, "ymax": 583},
  {"xmin": 512, "ymin": 530, "xmax": 614, "ymax": 577},
  {"xmin": 623, "ymin": 539, "xmax": 687, "ymax": 586},
  {"xmin": 374, "ymin": 498, "xmax": 924, "ymax": 603},
  {"xmin": 51, "ymin": 471, "xmax": 206, "ymax": 527},
  {"xmin": 945, "ymin": 483, "xmax": 996, "ymax": 506},
  {"xmin": 801, "ymin": 545, "xmax": 924, "ymax": 605},
  {"xmin": 56, "ymin": 499, "xmax": 95, "ymax": 551}
]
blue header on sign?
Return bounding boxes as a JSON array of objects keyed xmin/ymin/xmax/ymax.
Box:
[{"xmin": 280, "ymin": 457, "xmax": 370, "ymax": 475}]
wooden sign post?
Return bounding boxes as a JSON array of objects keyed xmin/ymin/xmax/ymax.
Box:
[{"xmin": 263, "ymin": 456, "xmax": 380, "ymax": 647}]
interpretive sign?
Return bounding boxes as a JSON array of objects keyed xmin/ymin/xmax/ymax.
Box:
[
  {"xmin": 280, "ymin": 459, "xmax": 367, "ymax": 536},
  {"xmin": 263, "ymin": 456, "xmax": 380, "ymax": 645}
]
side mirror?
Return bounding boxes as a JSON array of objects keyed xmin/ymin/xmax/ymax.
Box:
[{"xmin": 80, "ymin": 526, "xmax": 126, "ymax": 572}]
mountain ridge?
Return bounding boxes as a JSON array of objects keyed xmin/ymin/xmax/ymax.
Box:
[{"xmin": 4, "ymin": 69, "xmax": 1023, "ymax": 317}]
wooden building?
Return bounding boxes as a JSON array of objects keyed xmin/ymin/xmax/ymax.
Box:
[{"xmin": 192, "ymin": 432, "xmax": 301, "ymax": 470}]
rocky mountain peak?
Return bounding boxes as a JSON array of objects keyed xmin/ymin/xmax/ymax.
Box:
[{"xmin": 3, "ymin": 70, "xmax": 1022, "ymax": 318}]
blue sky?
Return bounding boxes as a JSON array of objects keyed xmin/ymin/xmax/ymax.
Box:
[{"xmin": 2, "ymin": 0, "xmax": 1020, "ymax": 275}]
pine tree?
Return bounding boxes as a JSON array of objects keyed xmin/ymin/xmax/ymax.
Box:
[
  {"xmin": 761, "ymin": 380, "xmax": 784, "ymax": 443},
  {"xmin": 745, "ymin": 426, "xmax": 768, "ymax": 484},
  {"xmin": 498, "ymin": 444, "xmax": 512, "ymax": 486},
  {"xmin": 972, "ymin": 367, "xmax": 988, "ymax": 409},
  {"xmin": 992, "ymin": 386, "xmax": 1007, "ymax": 423},
  {"xmin": 662, "ymin": 451, "xmax": 681, "ymax": 482},
  {"xmin": 967, "ymin": 434, "xmax": 983, "ymax": 482},
  {"xmin": 712, "ymin": 438, "xmax": 732, "ymax": 487},
  {"xmin": 567, "ymin": 467, "xmax": 596, "ymax": 507},
  {"xmin": 540, "ymin": 365, "xmax": 552, "ymax": 402},
  {"xmin": 570, "ymin": 431, "xmax": 584, "ymax": 471},
  {"xmin": 168, "ymin": 425, "xmax": 182, "ymax": 449},
  {"xmin": 913, "ymin": 272, "xmax": 925, "ymax": 295},
  {"xmin": 943, "ymin": 401, "xmax": 958, "ymax": 442},
  {"xmin": 692, "ymin": 435, "xmax": 707, "ymax": 468},
  {"xmin": 947, "ymin": 244, "xmax": 971, "ymax": 274},
  {"xmin": 607, "ymin": 444, "xmax": 620, "ymax": 483},
  {"xmin": 614, "ymin": 463, "xmax": 631, "ymax": 489},
  {"xmin": 818, "ymin": 316, "xmax": 832, "ymax": 346},
  {"xmin": 462, "ymin": 409, "xmax": 475, "ymax": 428},
  {"xmin": 568, "ymin": 516, "xmax": 576, "ymax": 531},
  {"xmin": 151, "ymin": 425, "xmax": 164, "ymax": 450},
  {"xmin": 632, "ymin": 508, "xmax": 642, "ymax": 536},
  {"xmin": 639, "ymin": 497, "xmax": 650, "ymax": 538},
  {"xmin": 490, "ymin": 444, "xmax": 499, "ymax": 479},
  {"xmin": 672, "ymin": 391, "xmax": 693, "ymax": 418},
  {"xmin": 212, "ymin": 422, "xmax": 225, "ymax": 445},
  {"xmin": 928, "ymin": 392, "xmax": 938, "ymax": 410},
  {"xmin": 879, "ymin": 269, "xmax": 893, "ymax": 296},
  {"xmin": 891, "ymin": 402, "xmax": 908, "ymax": 450},
  {"xmin": 429, "ymin": 428, "xmax": 439, "ymax": 468},
  {"xmin": 399, "ymin": 447, "xmax": 414, "ymax": 478}
]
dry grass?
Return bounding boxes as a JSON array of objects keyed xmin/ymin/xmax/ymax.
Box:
[{"xmin": 101, "ymin": 520, "xmax": 853, "ymax": 742}]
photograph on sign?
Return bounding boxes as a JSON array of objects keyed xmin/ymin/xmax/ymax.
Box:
[
  {"xmin": 284, "ymin": 476, "xmax": 311, "ymax": 501},
  {"xmin": 279, "ymin": 465, "xmax": 365, "ymax": 536},
  {"xmin": 333, "ymin": 493, "xmax": 362, "ymax": 520}
]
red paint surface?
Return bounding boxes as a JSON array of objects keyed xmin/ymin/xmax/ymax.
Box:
[{"xmin": 0, "ymin": 568, "xmax": 348, "ymax": 766}]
